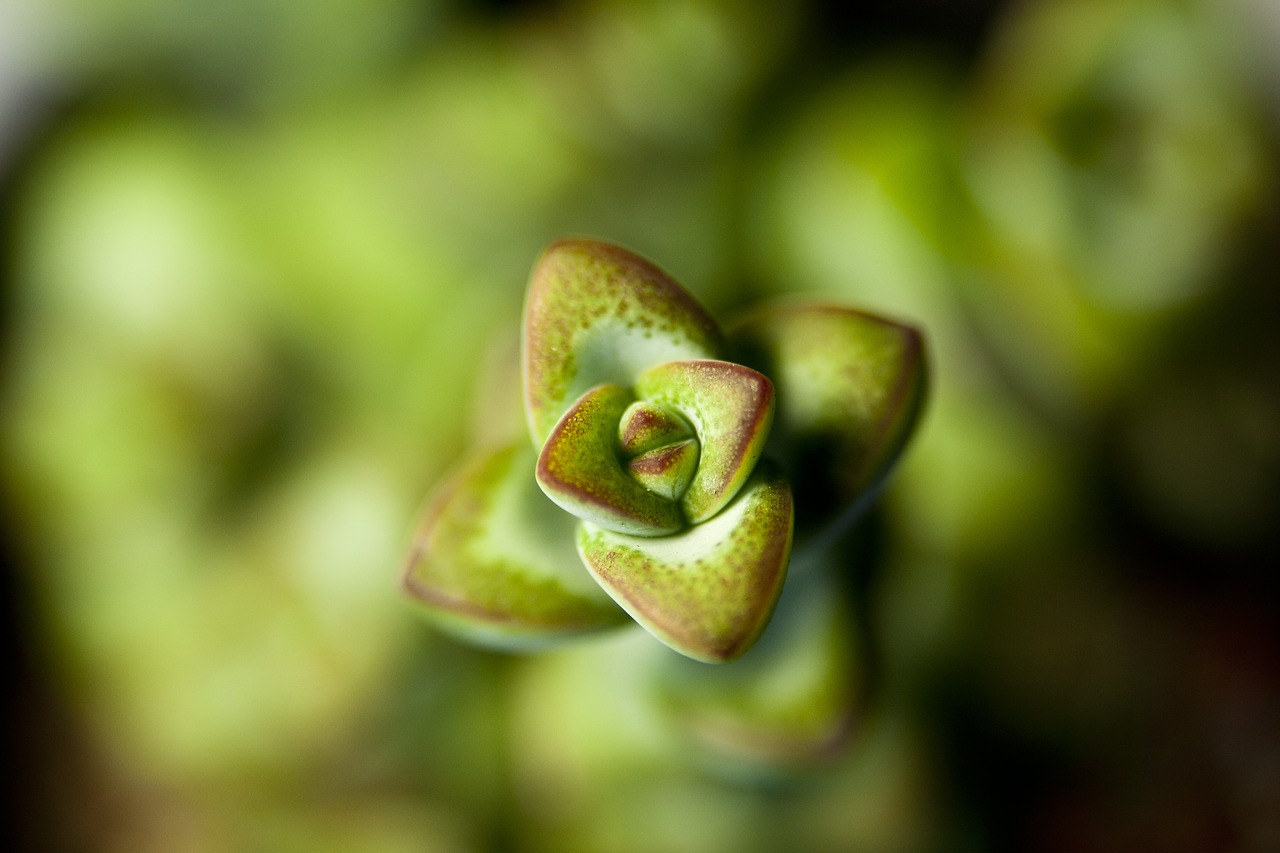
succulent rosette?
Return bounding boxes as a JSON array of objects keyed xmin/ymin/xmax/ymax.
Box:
[{"xmin": 404, "ymin": 239, "xmax": 925, "ymax": 666}]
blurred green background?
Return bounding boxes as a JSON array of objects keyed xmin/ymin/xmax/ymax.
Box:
[{"xmin": 2, "ymin": 0, "xmax": 1278, "ymax": 850}]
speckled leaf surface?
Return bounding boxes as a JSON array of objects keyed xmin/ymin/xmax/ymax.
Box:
[
  {"xmin": 618, "ymin": 400, "xmax": 694, "ymax": 456},
  {"xmin": 635, "ymin": 359, "xmax": 775, "ymax": 524},
  {"xmin": 406, "ymin": 239, "xmax": 927, "ymax": 666},
  {"xmin": 535, "ymin": 384, "xmax": 685, "ymax": 536},
  {"xmin": 404, "ymin": 442, "xmax": 628, "ymax": 648},
  {"xmin": 626, "ymin": 438, "xmax": 699, "ymax": 502},
  {"xmin": 577, "ymin": 465, "xmax": 794, "ymax": 663},
  {"xmin": 729, "ymin": 304, "xmax": 926, "ymax": 532},
  {"xmin": 523, "ymin": 239, "xmax": 723, "ymax": 445}
]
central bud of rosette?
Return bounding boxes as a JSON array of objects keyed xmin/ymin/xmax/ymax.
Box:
[
  {"xmin": 618, "ymin": 401, "xmax": 698, "ymax": 502},
  {"xmin": 534, "ymin": 359, "xmax": 776, "ymax": 536},
  {"xmin": 512, "ymin": 239, "xmax": 797, "ymax": 662}
]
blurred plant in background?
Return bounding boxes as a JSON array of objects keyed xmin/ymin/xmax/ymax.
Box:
[{"xmin": 2, "ymin": 0, "xmax": 1278, "ymax": 850}]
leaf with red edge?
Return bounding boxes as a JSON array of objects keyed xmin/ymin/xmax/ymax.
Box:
[
  {"xmin": 535, "ymin": 384, "xmax": 685, "ymax": 536},
  {"xmin": 636, "ymin": 359, "xmax": 775, "ymax": 524},
  {"xmin": 404, "ymin": 443, "xmax": 628, "ymax": 648},
  {"xmin": 653, "ymin": 567, "xmax": 863, "ymax": 776},
  {"xmin": 523, "ymin": 239, "xmax": 723, "ymax": 445},
  {"xmin": 728, "ymin": 304, "xmax": 926, "ymax": 536},
  {"xmin": 577, "ymin": 464, "xmax": 794, "ymax": 663}
]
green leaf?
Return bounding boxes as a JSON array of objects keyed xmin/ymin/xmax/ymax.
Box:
[
  {"xmin": 577, "ymin": 464, "xmax": 794, "ymax": 663},
  {"xmin": 618, "ymin": 400, "xmax": 694, "ymax": 456},
  {"xmin": 535, "ymin": 384, "xmax": 685, "ymax": 536},
  {"xmin": 403, "ymin": 442, "xmax": 628, "ymax": 649},
  {"xmin": 523, "ymin": 239, "xmax": 723, "ymax": 445},
  {"xmin": 627, "ymin": 438, "xmax": 699, "ymax": 503},
  {"xmin": 652, "ymin": 567, "xmax": 863, "ymax": 777},
  {"xmin": 636, "ymin": 359, "xmax": 775, "ymax": 524},
  {"xmin": 728, "ymin": 304, "xmax": 926, "ymax": 535}
]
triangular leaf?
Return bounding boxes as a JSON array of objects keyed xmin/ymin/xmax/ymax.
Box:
[
  {"xmin": 536, "ymin": 384, "xmax": 684, "ymax": 536},
  {"xmin": 618, "ymin": 400, "xmax": 694, "ymax": 456},
  {"xmin": 627, "ymin": 439, "xmax": 699, "ymax": 502},
  {"xmin": 728, "ymin": 304, "xmax": 926, "ymax": 536},
  {"xmin": 523, "ymin": 239, "xmax": 723, "ymax": 445},
  {"xmin": 404, "ymin": 442, "xmax": 628, "ymax": 649},
  {"xmin": 652, "ymin": 566, "xmax": 863, "ymax": 776},
  {"xmin": 577, "ymin": 465, "xmax": 793, "ymax": 663},
  {"xmin": 635, "ymin": 359, "xmax": 775, "ymax": 524}
]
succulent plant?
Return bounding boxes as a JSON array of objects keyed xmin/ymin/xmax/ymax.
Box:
[{"xmin": 404, "ymin": 239, "xmax": 925, "ymax": 667}]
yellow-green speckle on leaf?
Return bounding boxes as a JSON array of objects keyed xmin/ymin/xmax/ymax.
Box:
[
  {"xmin": 627, "ymin": 438, "xmax": 700, "ymax": 502},
  {"xmin": 636, "ymin": 359, "xmax": 775, "ymax": 524},
  {"xmin": 523, "ymin": 239, "xmax": 723, "ymax": 445},
  {"xmin": 577, "ymin": 464, "xmax": 794, "ymax": 663},
  {"xmin": 619, "ymin": 400, "xmax": 695, "ymax": 456},
  {"xmin": 536, "ymin": 384, "xmax": 685, "ymax": 536}
]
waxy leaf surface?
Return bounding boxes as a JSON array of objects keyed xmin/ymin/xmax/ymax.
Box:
[
  {"xmin": 524, "ymin": 239, "xmax": 723, "ymax": 444},
  {"xmin": 536, "ymin": 384, "xmax": 685, "ymax": 536},
  {"xmin": 729, "ymin": 304, "xmax": 926, "ymax": 532},
  {"xmin": 627, "ymin": 439, "xmax": 700, "ymax": 502},
  {"xmin": 635, "ymin": 360, "xmax": 775, "ymax": 524},
  {"xmin": 404, "ymin": 443, "xmax": 627, "ymax": 648},
  {"xmin": 577, "ymin": 466, "xmax": 794, "ymax": 663},
  {"xmin": 618, "ymin": 401, "xmax": 694, "ymax": 456}
]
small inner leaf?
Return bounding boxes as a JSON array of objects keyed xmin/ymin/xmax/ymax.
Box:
[
  {"xmin": 628, "ymin": 438, "xmax": 699, "ymax": 502},
  {"xmin": 403, "ymin": 443, "xmax": 628, "ymax": 648},
  {"xmin": 536, "ymin": 384, "xmax": 685, "ymax": 536},
  {"xmin": 619, "ymin": 400, "xmax": 694, "ymax": 457},
  {"xmin": 636, "ymin": 360, "xmax": 775, "ymax": 524},
  {"xmin": 523, "ymin": 239, "xmax": 724, "ymax": 445},
  {"xmin": 577, "ymin": 465, "xmax": 794, "ymax": 663}
]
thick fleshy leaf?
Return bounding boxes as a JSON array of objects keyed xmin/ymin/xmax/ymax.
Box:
[
  {"xmin": 627, "ymin": 439, "xmax": 699, "ymax": 502},
  {"xmin": 728, "ymin": 304, "xmax": 926, "ymax": 534},
  {"xmin": 404, "ymin": 443, "xmax": 628, "ymax": 648},
  {"xmin": 536, "ymin": 384, "xmax": 685, "ymax": 536},
  {"xmin": 618, "ymin": 400, "xmax": 694, "ymax": 456},
  {"xmin": 635, "ymin": 359, "xmax": 775, "ymax": 524},
  {"xmin": 653, "ymin": 567, "xmax": 862, "ymax": 776},
  {"xmin": 523, "ymin": 239, "xmax": 723, "ymax": 445},
  {"xmin": 576, "ymin": 465, "xmax": 794, "ymax": 663}
]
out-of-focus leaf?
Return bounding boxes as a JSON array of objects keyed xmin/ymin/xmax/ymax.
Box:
[
  {"xmin": 536, "ymin": 384, "xmax": 685, "ymax": 536},
  {"xmin": 729, "ymin": 304, "xmax": 926, "ymax": 538},
  {"xmin": 405, "ymin": 443, "xmax": 628, "ymax": 649},
  {"xmin": 653, "ymin": 565, "xmax": 862, "ymax": 778}
]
